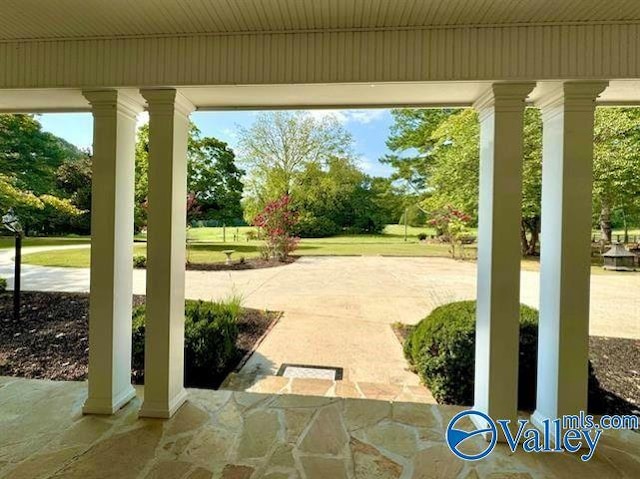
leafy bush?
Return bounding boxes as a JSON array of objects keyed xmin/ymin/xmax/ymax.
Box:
[
  {"xmin": 253, "ymin": 195, "xmax": 299, "ymax": 260},
  {"xmin": 132, "ymin": 296, "xmax": 242, "ymax": 388},
  {"xmin": 405, "ymin": 301, "xmax": 603, "ymax": 411},
  {"xmin": 294, "ymin": 214, "xmax": 340, "ymax": 238},
  {"xmin": 417, "ymin": 233, "xmax": 428, "ymax": 241},
  {"xmin": 404, "ymin": 301, "xmax": 539, "ymax": 409},
  {"xmin": 133, "ymin": 255, "xmax": 147, "ymax": 268},
  {"xmin": 0, "ymin": 277, "xmax": 6, "ymax": 292}
]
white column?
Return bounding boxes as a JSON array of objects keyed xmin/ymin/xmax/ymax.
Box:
[
  {"xmin": 138, "ymin": 89, "xmax": 194, "ymax": 418},
  {"xmin": 473, "ymin": 83, "xmax": 535, "ymax": 435},
  {"xmin": 83, "ymin": 90, "xmax": 143, "ymax": 414},
  {"xmin": 532, "ymin": 82, "xmax": 608, "ymax": 434}
]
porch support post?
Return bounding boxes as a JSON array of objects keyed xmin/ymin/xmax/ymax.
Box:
[
  {"xmin": 138, "ymin": 89, "xmax": 194, "ymax": 418},
  {"xmin": 83, "ymin": 90, "xmax": 143, "ymax": 414},
  {"xmin": 473, "ymin": 82, "xmax": 535, "ymax": 436},
  {"xmin": 532, "ymin": 82, "xmax": 608, "ymax": 436}
]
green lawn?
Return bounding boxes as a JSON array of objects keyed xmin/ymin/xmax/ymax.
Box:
[
  {"xmin": 17, "ymin": 224, "xmax": 640, "ymax": 273},
  {"xmin": 0, "ymin": 235, "xmax": 90, "ymax": 250},
  {"xmin": 23, "ymin": 225, "xmax": 462, "ymax": 268}
]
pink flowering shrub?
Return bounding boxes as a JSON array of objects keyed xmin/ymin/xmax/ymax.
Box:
[
  {"xmin": 428, "ymin": 206, "xmax": 472, "ymax": 259},
  {"xmin": 253, "ymin": 195, "xmax": 300, "ymax": 261}
]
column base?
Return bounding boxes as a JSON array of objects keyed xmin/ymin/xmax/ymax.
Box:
[
  {"xmin": 83, "ymin": 384, "xmax": 137, "ymax": 415},
  {"xmin": 471, "ymin": 405, "xmax": 517, "ymax": 443},
  {"xmin": 139, "ymin": 388, "xmax": 188, "ymax": 419},
  {"xmin": 531, "ymin": 410, "xmax": 560, "ymax": 448}
]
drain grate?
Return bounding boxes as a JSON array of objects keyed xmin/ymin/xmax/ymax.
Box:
[{"xmin": 276, "ymin": 363, "xmax": 343, "ymax": 381}]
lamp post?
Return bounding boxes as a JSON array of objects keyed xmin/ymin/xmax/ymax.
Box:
[{"xmin": 2, "ymin": 209, "xmax": 23, "ymax": 320}]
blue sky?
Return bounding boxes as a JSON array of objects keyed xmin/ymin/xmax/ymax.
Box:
[{"xmin": 38, "ymin": 109, "xmax": 397, "ymax": 177}]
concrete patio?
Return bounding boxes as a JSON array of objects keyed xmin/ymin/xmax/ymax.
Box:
[
  {"xmin": 1, "ymin": 248, "xmax": 639, "ymax": 392},
  {"xmin": 1, "ymin": 376, "xmax": 639, "ymax": 479}
]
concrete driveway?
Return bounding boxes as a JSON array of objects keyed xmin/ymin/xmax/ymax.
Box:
[{"xmin": 1, "ymin": 248, "xmax": 639, "ymax": 387}]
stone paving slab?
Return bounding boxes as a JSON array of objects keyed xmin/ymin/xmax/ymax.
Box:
[
  {"xmin": 221, "ymin": 374, "xmax": 436, "ymax": 404},
  {"xmin": 1, "ymin": 377, "xmax": 639, "ymax": 479}
]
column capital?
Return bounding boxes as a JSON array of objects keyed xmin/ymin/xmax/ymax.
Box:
[
  {"xmin": 140, "ymin": 89, "xmax": 195, "ymax": 119},
  {"xmin": 535, "ymin": 81, "xmax": 609, "ymax": 120},
  {"xmin": 473, "ymin": 82, "xmax": 536, "ymax": 121},
  {"xmin": 82, "ymin": 90, "xmax": 144, "ymax": 120}
]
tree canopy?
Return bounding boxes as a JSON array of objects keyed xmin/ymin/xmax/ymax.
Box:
[
  {"xmin": 238, "ymin": 111, "xmax": 401, "ymax": 236},
  {"xmin": 385, "ymin": 106, "xmax": 640, "ymax": 254},
  {"xmin": 0, "ymin": 114, "xmax": 86, "ymax": 235},
  {"xmin": 134, "ymin": 123, "xmax": 245, "ymax": 230}
]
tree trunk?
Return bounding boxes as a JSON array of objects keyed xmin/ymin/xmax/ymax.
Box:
[
  {"xmin": 600, "ymin": 203, "xmax": 612, "ymax": 244},
  {"xmin": 520, "ymin": 221, "xmax": 530, "ymax": 256},
  {"xmin": 521, "ymin": 217, "xmax": 540, "ymax": 256},
  {"xmin": 623, "ymin": 210, "xmax": 629, "ymax": 244},
  {"xmin": 527, "ymin": 223, "xmax": 540, "ymax": 256}
]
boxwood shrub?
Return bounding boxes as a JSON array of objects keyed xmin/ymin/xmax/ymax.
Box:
[
  {"xmin": 132, "ymin": 297, "xmax": 241, "ymax": 388},
  {"xmin": 404, "ymin": 300, "xmax": 540, "ymax": 409},
  {"xmin": 404, "ymin": 301, "xmax": 602, "ymax": 410}
]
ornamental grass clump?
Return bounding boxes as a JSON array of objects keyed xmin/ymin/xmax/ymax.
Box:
[{"xmin": 253, "ymin": 195, "xmax": 300, "ymax": 261}]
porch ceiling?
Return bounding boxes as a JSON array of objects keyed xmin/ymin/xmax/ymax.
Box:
[{"xmin": 1, "ymin": 0, "xmax": 640, "ymax": 41}]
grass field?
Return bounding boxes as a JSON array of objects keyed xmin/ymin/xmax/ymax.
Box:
[
  {"xmin": 22, "ymin": 225, "xmax": 459, "ymax": 268},
  {"xmin": 15, "ymin": 224, "xmax": 639, "ymax": 274},
  {"xmin": 0, "ymin": 236, "xmax": 90, "ymax": 250}
]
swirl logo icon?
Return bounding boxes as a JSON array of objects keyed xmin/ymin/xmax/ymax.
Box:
[{"xmin": 446, "ymin": 410, "xmax": 497, "ymax": 460}]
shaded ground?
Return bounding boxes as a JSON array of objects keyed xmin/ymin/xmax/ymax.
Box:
[
  {"xmin": 589, "ymin": 336, "xmax": 640, "ymax": 416},
  {"xmin": 0, "ymin": 291, "xmax": 278, "ymax": 387},
  {"xmin": 392, "ymin": 323, "xmax": 640, "ymax": 417}
]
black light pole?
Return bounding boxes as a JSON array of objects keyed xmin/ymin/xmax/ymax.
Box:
[{"xmin": 2, "ymin": 209, "xmax": 23, "ymax": 320}]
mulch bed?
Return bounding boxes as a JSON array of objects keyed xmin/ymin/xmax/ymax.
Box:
[
  {"xmin": 391, "ymin": 324, "xmax": 640, "ymax": 417},
  {"xmin": 0, "ymin": 291, "xmax": 279, "ymax": 387},
  {"xmin": 185, "ymin": 256, "xmax": 298, "ymax": 271}
]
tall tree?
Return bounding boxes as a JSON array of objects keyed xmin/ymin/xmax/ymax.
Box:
[
  {"xmin": 56, "ymin": 156, "xmax": 92, "ymax": 233},
  {"xmin": 382, "ymin": 108, "xmax": 458, "ymax": 196},
  {"xmin": 0, "ymin": 114, "xmax": 85, "ymax": 235},
  {"xmin": 593, "ymin": 107, "xmax": 640, "ymax": 243},
  {"xmin": 417, "ymin": 108, "xmax": 543, "ymax": 254},
  {"xmin": 0, "ymin": 114, "xmax": 84, "ymax": 195},
  {"xmin": 291, "ymin": 156, "xmax": 388, "ymax": 236},
  {"xmin": 238, "ymin": 111, "xmax": 353, "ymax": 218},
  {"xmin": 386, "ymin": 106, "xmax": 640, "ymax": 254},
  {"xmin": 188, "ymin": 135, "xmax": 244, "ymax": 224},
  {"xmin": 134, "ymin": 123, "xmax": 244, "ymax": 230}
]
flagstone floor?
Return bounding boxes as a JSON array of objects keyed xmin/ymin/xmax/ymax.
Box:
[
  {"xmin": 221, "ymin": 373, "xmax": 436, "ymax": 403},
  {"xmin": 1, "ymin": 377, "xmax": 639, "ymax": 479}
]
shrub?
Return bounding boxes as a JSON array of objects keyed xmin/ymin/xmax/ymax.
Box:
[
  {"xmin": 253, "ymin": 195, "xmax": 300, "ymax": 261},
  {"xmin": 405, "ymin": 302, "xmax": 601, "ymax": 411},
  {"xmin": 0, "ymin": 277, "xmax": 6, "ymax": 292},
  {"xmin": 132, "ymin": 295, "xmax": 242, "ymax": 388},
  {"xmin": 417, "ymin": 233, "xmax": 428, "ymax": 241},
  {"xmin": 404, "ymin": 301, "xmax": 539, "ymax": 409},
  {"xmin": 294, "ymin": 214, "xmax": 340, "ymax": 238},
  {"xmin": 133, "ymin": 255, "xmax": 147, "ymax": 268}
]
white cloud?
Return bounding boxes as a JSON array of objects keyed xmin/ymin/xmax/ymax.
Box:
[
  {"xmin": 308, "ymin": 109, "xmax": 386, "ymax": 125},
  {"xmin": 222, "ymin": 127, "xmax": 238, "ymax": 138},
  {"xmin": 356, "ymin": 156, "xmax": 374, "ymax": 172},
  {"xmin": 348, "ymin": 109, "xmax": 386, "ymax": 124}
]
